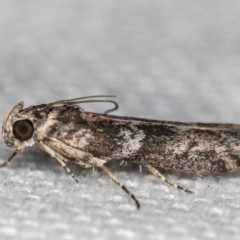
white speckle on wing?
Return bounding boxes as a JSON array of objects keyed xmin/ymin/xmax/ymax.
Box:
[
  {"xmin": 72, "ymin": 129, "xmax": 94, "ymax": 148},
  {"xmin": 165, "ymin": 132, "xmax": 230, "ymax": 158},
  {"xmin": 68, "ymin": 129, "xmax": 94, "ymax": 149},
  {"xmin": 117, "ymin": 127, "xmax": 145, "ymax": 157}
]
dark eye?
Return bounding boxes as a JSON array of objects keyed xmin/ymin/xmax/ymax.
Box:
[{"xmin": 13, "ymin": 120, "xmax": 34, "ymax": 141}]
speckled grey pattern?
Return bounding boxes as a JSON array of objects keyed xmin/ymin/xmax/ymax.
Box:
[{"xmin": 1, "ymin": 1, "xmax": 240, "ymax": 240}]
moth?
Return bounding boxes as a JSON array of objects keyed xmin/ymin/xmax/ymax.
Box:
[{"xmin": 1, "ymin": 95, "xmax": 240, "ymax": 209}]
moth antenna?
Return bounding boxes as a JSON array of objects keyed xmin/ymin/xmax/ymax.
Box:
[
  {"xmin": 103, "ymin": 101, "xmax": 119, "ymax": 114},
  {"xmin": 69, "ymin": 100, "xmax": 118, "ymax": 114},
  {"xmin": 41, "ymin": 95, "xmax": 118, "ymax": 114},
  {"xmin": 100, "ymin": 165, "xmax": 140, "ymax": 209}
]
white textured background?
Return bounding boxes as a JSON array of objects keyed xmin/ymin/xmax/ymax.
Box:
[{"xmin": 1, "ymin": 1, "xmax": 240, "ymax": 240}]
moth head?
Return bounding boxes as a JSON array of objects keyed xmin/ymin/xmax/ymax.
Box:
[{"xmin": 2, "ymin": 102, "xmax": 35, "ymax": 149}]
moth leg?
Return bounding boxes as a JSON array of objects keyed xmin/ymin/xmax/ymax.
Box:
[
  {"xmin": 0, "ymin": 150, "xmax": 18, "ymax": 168},
  {"xmin": 120, "ymin": 160, "xmax": 125, "ymax": 166},
  {"xmin": 100, "ymin": 165, "xmax": 140, "ymax": 209},
  {"xmin": 53, "ymin": 152, "xmax": 79, "ymax": 183},
  {"xmin": 41, "ymin": 143, "xmax": 79, "ymax": 183},
  {"xmin": 146, "ymin": 165, "xmax": 194, "ymax": 194}
]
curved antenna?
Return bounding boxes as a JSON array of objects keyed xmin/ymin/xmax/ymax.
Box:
[
  {"xmin": 73, "ymin": 100, "xmax": 119, "ymax": 114},
  {"xmin": 41, "ymin": 95, "xmax": 118, "ymax": 114}
]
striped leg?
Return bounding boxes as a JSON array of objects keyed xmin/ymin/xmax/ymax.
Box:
[
  {"xmin": 100, "ymin": 165, "xmax": 140, "ymax": 209},
  {"xmin": 53, "ymin": 151, "xmax": 79, "ymax": 183},
  {"xmin": 0, "ymin": 150, "xmax": 18, "ymax": 168},
  {"xmin": 41, "ymin": 143, "xmax": 79, "ymax": 183},
  {"xmin": 146, "ymin": 165, "xmax": 194, "ymax": 194}
]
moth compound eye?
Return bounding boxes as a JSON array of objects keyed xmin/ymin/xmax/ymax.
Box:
[{"xmin": 13, "ymin": 120, "xmax": 34, "ymax": 141}]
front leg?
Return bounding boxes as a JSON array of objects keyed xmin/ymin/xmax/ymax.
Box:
[
  {"xmin": 40, "ymin": 142, "xmax": 80, "ymax": 183},
  {"xmin": 40, "ymin": 136, "xmax": 141, "ymax": 209}
]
